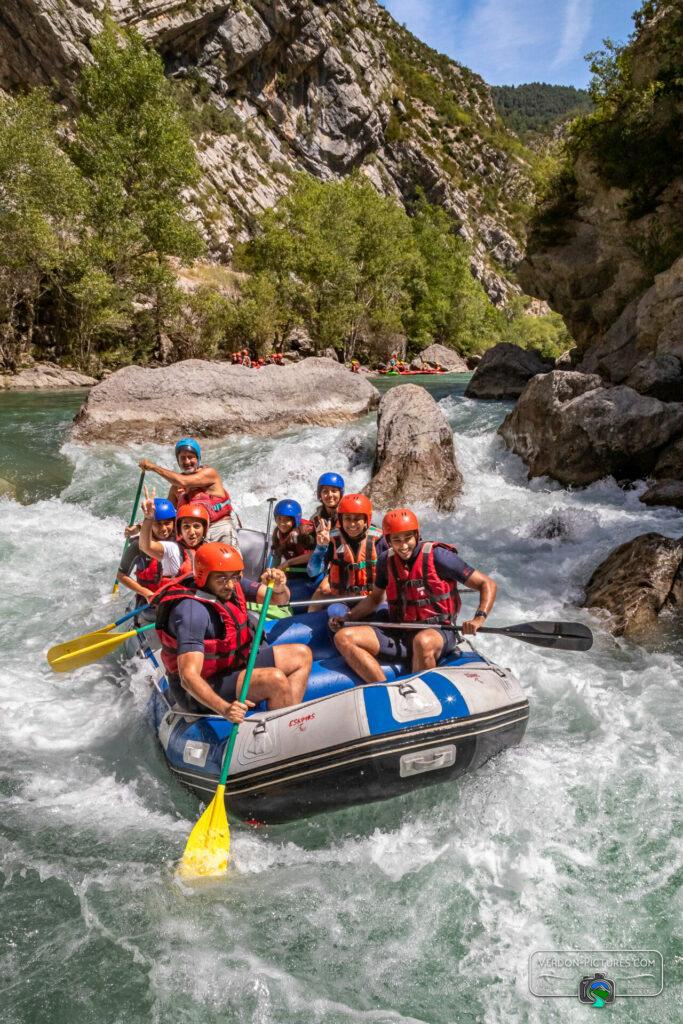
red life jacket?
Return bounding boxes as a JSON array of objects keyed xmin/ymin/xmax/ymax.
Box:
[
  {"xmin": 385, "ymin": 542, "xmax": 461, "ymax": 625},
  {"xmin": 175, "ymin": 480, "xmax": 233, "ymax": 524},
  {"xmin": 155, "ymin": 578, "xmax": 253, "ymax": 679},
  {"xmin": 272, "ymin": 520, "xmax": 314, "ymax": 562},
  {"xmin": 135, "ymin": 556, "xmax": 163, "ymax": 591},
  {"xmin": 328, "ymin": 526, "xmax": 381, "ymax": 596}
]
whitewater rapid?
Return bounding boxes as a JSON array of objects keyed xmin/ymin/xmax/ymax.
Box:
[{"xmin": 1, "ymin": 380, "xmax": 680, "ymax": 1024}]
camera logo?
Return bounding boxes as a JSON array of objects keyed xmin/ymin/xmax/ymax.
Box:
[{"xmin": 578, "ymin": 973, "xmax": 615, "ymax": 1008}]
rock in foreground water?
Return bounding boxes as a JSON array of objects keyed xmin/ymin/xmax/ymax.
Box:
[
  {"xmin": 72, "ymin": 358, "xmax": 379, "ymax": 443},
  {"xmin": 498, "ymin": 371, "xmax": 683, "ymax": 486},
  {"xmin": 464, "ymin": 343, "xmax": 553, "ymax": 399},
  {"xmin": 583, "ymin": 533, "xmax": 683, "ymax": 637},
  {"xmin": 365, "ymin": 384, "xmax": 462, "ymax": 512},
  {"xmin": 410, "ymin": 343, "xmax": 468, "ymax": 372}
]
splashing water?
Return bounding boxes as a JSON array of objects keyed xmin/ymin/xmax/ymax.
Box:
[{"xmin": 0, "ymin": 379, "xmax": 680, "ymax": 1024}]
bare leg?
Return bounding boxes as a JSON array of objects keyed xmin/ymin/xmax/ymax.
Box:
[
  {"xmin": 411, "ymin": 629, "xmax": 445, "ymax": 673},
  {"xmin": 235, "ymin": 666, "xmax": 291, "ymax": 709},
  {"xmin": 307, "ymin": 577, "xmax": 332, "ymax": 612},
  {"xmin": 334, "ymin": 626, "xmax": 386, "ymax": 684},
  {"xmin": 272, "ymin": 643, "xmax": 312, "ymax": 704}
]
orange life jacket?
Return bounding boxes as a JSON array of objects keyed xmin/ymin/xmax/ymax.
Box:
[{"xmin": 328, "ymin": 526, "xmax": 381, "ymax": 596}]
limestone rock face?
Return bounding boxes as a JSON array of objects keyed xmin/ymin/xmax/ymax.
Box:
[
  {"xmin": 0, "ymin": 362, "xmax": 97, "ymax": 390},
  {"xmin": 498, "ymin": 370, "xmax": 683, "ymax": 486},
  {"xmin": 0, "ymin": 0, "xmax": 532, "ymax": 305},
  {"xmin": 583, "ymin": 533, "xmax": 683, "ymax": 637},
  {"xmin": 519, "ymin": 4, "xmax": 682, "ymax": 399},
  {"xmin": 464, "ymin": 343, "xmax": 553, "ymax": 400},
  {"xmin": 365, "ymin": 384, "xmax": 462, "ymax": 512},
  {"xmin": 72, "ymin": 357, "xmax": 379, "ymax": 443},
  {"xmin": 410, "ymin": 343, "xmax": 468, "ymax": 372}
]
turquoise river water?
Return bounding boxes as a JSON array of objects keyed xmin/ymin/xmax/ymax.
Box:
[{"xmin": 0, "ymin": 375, "xmax": 680, "ymax": 1023}]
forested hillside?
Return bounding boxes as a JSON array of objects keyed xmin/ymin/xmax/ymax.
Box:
[{"xmin": 491, "ymin": 83, "xmax": 592, "ymax": 135}]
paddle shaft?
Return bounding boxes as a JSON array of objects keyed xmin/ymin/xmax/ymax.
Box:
[
  {"xmin": 112, "ymin": 471, "xmax": 146, "ymax": 594},
  {"xmin": 261, "ymin": 497, "xmax": 277, "ymax": 575},
  {"xmin": 339, "ymin": 619, "xmax": 593, "ymax": 651},
  {"xmin": 218, "ymin": 582, "xmax": 274, "ymax": 788}
]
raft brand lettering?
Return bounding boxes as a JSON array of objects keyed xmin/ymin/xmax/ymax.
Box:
[
  {"xmin": 289, "ymin": 712, "xmax": 316, "ymax": 731},
  {"xmin": 528, "ymin": 950, "xmax": 663, "ymax": 1002}
]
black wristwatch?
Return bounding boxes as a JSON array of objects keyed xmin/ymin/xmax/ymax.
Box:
[{"xmin": 474, "ymin": 610, "xmax": 488, "ymax": 620}]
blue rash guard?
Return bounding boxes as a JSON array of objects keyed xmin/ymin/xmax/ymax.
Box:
[{"xmin": 168, "ymin": 578, "xmax": 260, "ymax": 654}]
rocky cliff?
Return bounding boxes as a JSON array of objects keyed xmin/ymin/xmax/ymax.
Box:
[
  {"xmin": 0, "ymin": 0, "xmax": 534, "ymax": 305},
  {"xmin": 519, "ymin": 1, "xmax": 682, "ymax": 398}
]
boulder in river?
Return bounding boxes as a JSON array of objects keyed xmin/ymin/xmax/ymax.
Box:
[
  {"xmin": 410, "ymin": 343, "xmax": 468, "ymax": 372},
  {"xmin": 498, "ymin": 370, "xmax": 683, "ymax": 486},
  {"xmin": 0, "ymin": 477, "xmax": 16, "ymax": 499},
  {"xmin": 583, "ymin": 533, "xmax": 683, "ymax": 637},
  {"xmin": 72, "ymin": 357, "xmax": 379, "ymax": 443},
  {"xmin": 365, "ymin": 384, "xmax": 463, "ymax": 512},
  {"xmin": 464, "ymin": 343, "xmax": 553, "ymax": 399},
  {"xmin": 1, "ymin": 362, "xmax": 97, "ymax": 390}
]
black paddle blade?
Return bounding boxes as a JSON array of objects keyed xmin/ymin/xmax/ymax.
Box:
[{"xmin": 479, "ymin": 620, "xmax": 593, "ymax": 652}]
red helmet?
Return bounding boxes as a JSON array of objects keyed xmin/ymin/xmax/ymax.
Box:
[
  {"xmin": 193, "ymin": 543, "xmax": 244, "ymax": 588},
  {"xmin": 338, "ymin": 493, "xmax": 373, "ymax": 522},
  {"xmin": 382, "ymin": 508, "xmax": 419, "ymax": 537},
  {"xmin": 176, "ymin": 503, "xmax": 210, "ymax": 534}
]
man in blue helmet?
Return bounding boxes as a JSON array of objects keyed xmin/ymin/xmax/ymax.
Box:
[
  {"xmin": 116, "ymin": 497, "xmax": 177, "ymax": 617},
  {"xmin": 138, "ymin": 437, "xmax": 238, "ymax": 548},
  {"xmin": 271, "ymin": 499, "xmax": 315, "ymax": 571}
]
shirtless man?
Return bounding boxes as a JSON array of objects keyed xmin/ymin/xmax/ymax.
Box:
[{"xmin": 138, "ymin": 437, "xmax": 238, "ymax": 547}]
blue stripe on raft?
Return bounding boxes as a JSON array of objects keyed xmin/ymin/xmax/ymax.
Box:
[{"xmin": 361, "ymin": 659, "xmax": 482, "ymax": 735}]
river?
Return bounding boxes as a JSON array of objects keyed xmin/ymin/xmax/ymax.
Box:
[{"xmin": 1, "ymin": 376, "xmax": 680, "ymax": 1024}]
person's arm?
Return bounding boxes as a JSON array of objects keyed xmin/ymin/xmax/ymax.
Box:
[
  {"xmin": 116, "ymin": 570, "xmax": 154, "ymax": 602},
  {"xmin": 139, "ymin": 512, "xmax": 165, "ymax": 559},
  {"xmin": 244, "ymin": 569, "xmax": 290, "ymax": 606},
  {"xmin": 460, "ymin": 570, "xmax": 496, "ymax": 635},
  {"xmin": 282, "ymin": 550, "xmax": 312, "ymax": 569},
  {"xmin": 138, "ymin": 459, "xmax": 218, "ymax": 490},
  {"xmin": 308, "ymin": 521, "xmax": 333, "ymax": 577},
  {"xmin": 177, "ymin": 652, "xmax": 253, "ymax": 722}
]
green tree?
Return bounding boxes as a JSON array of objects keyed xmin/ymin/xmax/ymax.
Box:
[
  {"xmin": 238, "ymin": 174, "xmax": 422, "ymax": 360},
  {"xmin": 70, "ymin": 18, "xmax": 204, "ymax": 355},
  {"xmin": 0, "ymin": 90, "xmax": 86, "ymax": 369},
  {"xmin": 406, "ymin": 198, "xmax": 503, "ymax": 354}
]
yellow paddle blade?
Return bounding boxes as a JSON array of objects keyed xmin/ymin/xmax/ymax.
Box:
[
  {"xmin": 47, "ymin": 624, "xmax": 117, "ymax": 666},
  {"xmin": 177, "ymin": 784, "xmax": 230, "ymax": 881},
  {"xmin": 48, "ymin": 627, "xmax": 137, "ymax": 673}
]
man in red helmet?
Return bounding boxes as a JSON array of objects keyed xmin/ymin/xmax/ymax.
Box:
[
  {"xmin": 156, "ymin": 543, "xmax": 312, "ymax": 721},
  {"xmin": 330, "ymin": 507, "xmax": 496, "ymax": 683},
  {"xmin": 306, "ymin": 493, "xmax": 385, "ymax": 609}
]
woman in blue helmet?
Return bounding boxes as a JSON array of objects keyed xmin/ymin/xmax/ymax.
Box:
[
  {"xmin": 311, "ymin": 472, "xmax": 345, "ymax": 533},
  {"xmin": 271, "ymin": 499, "xmax": 316, "ymax": 572},
  {"xmin": 138, "ymin": 437, "xmax": 238, "ymax": 548},
  {"xmin": 116, "ymin": 497, "xmax": 177, "ymax": 616}
]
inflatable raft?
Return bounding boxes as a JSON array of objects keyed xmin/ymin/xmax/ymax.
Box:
[{"xmin": 127, "ymin": 530, "xmax": 529, "ymax": 822}]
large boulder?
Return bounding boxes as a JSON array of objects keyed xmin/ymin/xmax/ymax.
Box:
[
  {"xmin": 464, "ymin": 343, "xmax": 553, "ymax": 399},
  {"xmin": 640, "ymin": 481, "xmax": 683, "ymax": 510},
  {"xmin": 365, "ymin": 384, "xmax": 462, "ymax": 512},
  {"xmin": 410, "ymin": 343, "xmax": 468, "ymax": 372},
  {"xmin": 640, "ymin": 437, "xmax": 683, "ymax": 509},
  {"xmin": 1, "ymin": 362, "xmax": 96, "ymax": 390},
  {"xmin": 498, "ymin": 371, "xmax": 683, "ymax": 486},
  {"xmin": 583, "ymin": 533, "xmax": 683, "ymax": 637},
  {"xmin": 72, "ymin": 357, "xmax": 379, "ymax": 443}
]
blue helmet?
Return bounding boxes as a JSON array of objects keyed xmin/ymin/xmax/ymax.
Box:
[
  {"xmin": 274, "ymin": 498, "xmax": 302, "ymax": 527},
  {"xmin": 317, "ymin": 472, "xmax": 345, "ymax": 497},
  {"xmin": 175, "ymin": 437, "xmax": 201, "ymax": 463},
  {"xmin": 153, "ymin": 498, "xmax": 176, "ymax": 522}
]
